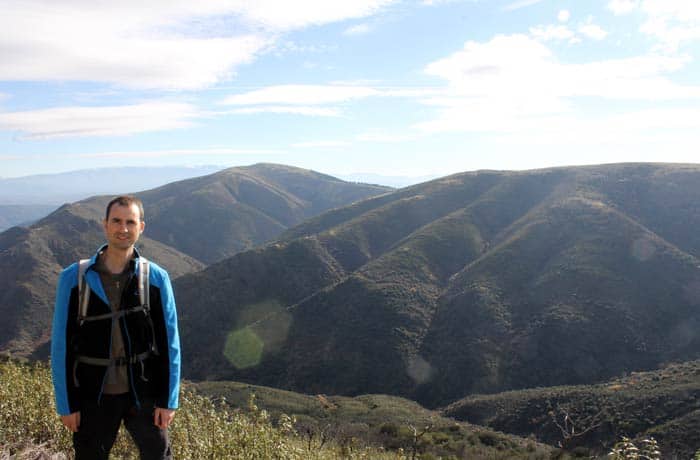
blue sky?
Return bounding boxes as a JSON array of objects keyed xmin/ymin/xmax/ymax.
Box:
[{"xmin": 1, "ymin": 0, "xmax": 699, "ymax": 179}]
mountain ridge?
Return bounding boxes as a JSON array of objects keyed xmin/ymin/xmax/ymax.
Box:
[
  {"xmin": 173, "ymin": 162, "xmax": 700, "ymax": 409},
  {"xmin": 0, "ymin": 163, "xmax": 390, "ymax": 357}
]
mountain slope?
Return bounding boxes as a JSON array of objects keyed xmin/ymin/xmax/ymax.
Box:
[
  {"xmin": 0, "ymin": 163, "xmax": 389, "ymax": 357},
  {"xmin": 141, "ymin": 163, "xmax": 390, "ymax": 263},
  {"xmin": 192, "ymin": 379, "xmax": 554, "ymax": 458},
  {"xmin": 174, "ymin": 163, "xmax": 700, "ymax": 410},
  {"xmin": 418, "ymin": 194, "xmax": 700, "ymax": 405},
  {"xmin": 0, "ymin": 206, "xmax": 203, "ymax": 357},
  {"xmin": 442, "ymin": 360, "xmax": 700, "ymax": 458}
]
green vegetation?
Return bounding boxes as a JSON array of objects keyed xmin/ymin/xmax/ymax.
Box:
[
  {"xmin": 173, "ymin": 164, "xmax": 700, "ymax": 412},
  {"xmin": 443, "ymin": 360, "xmax": 700, "ymax": 458},
  {"xmin": 608, "ymin": 437, "xmax": 660, "ymax": 460},
  {"xmin": 194, "ymin": 380, "xmax": 555, "ymax": 459},
  {"xmin": 142, "ymin": 163, "xmax": 389, "ymax": 264},
  {"xmin": 0, "ymin": 358, "xmax": 399, "ymax": 459},
  {"xmin": 607, "ymin": 436, "xmax": 700, "ymax": 460},
  {"xmin": 1, "ymin": 359, "xmax": 555, "ymax": 459}
]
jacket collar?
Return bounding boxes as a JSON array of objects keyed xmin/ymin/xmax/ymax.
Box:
[
  {"xmin": 83, "ymin": 244, "xmax": 143, "ymax": 306},
  {"xmin": 86, "ymin": 243, "xmax": 142, "ymax": 273}
]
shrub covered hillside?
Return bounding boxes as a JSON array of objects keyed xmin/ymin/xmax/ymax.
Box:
[
  {"xmin": 194, "ymin": 380, "xmax": 555, "ymax": 459},
  {"xmin": 0, "ymin": 359, "xmax": 395, "ymax": 459},
  {"xmin": 174, "ymin": 164, "xmax": 700, "ymax": 409},
  {"xmin": 0, "ymin": 358, "xmax": 553, "ymax": 459},
  {"xmin": 443, "ymin": 360, "xmax": 700, "ymax": 458}
]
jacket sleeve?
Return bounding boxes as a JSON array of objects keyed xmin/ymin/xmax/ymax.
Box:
[
  {"xmin": 51, "ymin": 264, "xmax": 79, "ymax": 416},
  {"xmin": 151, "ymin": 265, "xmax": 181, "ymax": 410}
]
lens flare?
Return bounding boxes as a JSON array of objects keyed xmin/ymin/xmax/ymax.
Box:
[
  {"xmin": 406, "ymin": 355, "xmax": 434, "ymax": 384},
  {"xmin": 222, "ymin": 299, "xmax": 293, "ymax": 369},
  {"xmin": 223, "ymin": 327, "xmax": 264, "ymax": 369}
]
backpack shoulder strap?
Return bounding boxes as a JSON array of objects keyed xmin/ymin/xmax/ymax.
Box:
[
  {"xmin": 137, "ymin": 257, "xmax": 159, "ymax": 355},
  {"xmin": 77, "ymin": 258, "xmax": 91, "ymax": 324},
  {"xmin": 138, "ymin": 257, "xmax": 150, "ymax": 313}
]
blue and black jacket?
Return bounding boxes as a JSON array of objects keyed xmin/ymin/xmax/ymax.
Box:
[{"xmin": 51, "ymin": 245, "xmax": 180, "ymax": 416}]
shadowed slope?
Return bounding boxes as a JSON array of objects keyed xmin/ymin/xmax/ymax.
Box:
[
  {"xmin": 442, "ymin": 360, "xmax": 700, "ymax": 457},
  {"xmin": 0, "ymin": 163, "xmax": 388, "ymax": 358},
  {"xmin": 175, "ymin": 163, "xmax": 700, "ymax": 411},
  {"xmin": 0, "ymin": 205, "xmax": 203, "ymax": 357},
  {"xmin": 419, "ymin": 195, "xmax": 700, "ymax": 405},
  {"xmin": 142, "ymin": 163, "xmax": 390, "ymax": 263}
]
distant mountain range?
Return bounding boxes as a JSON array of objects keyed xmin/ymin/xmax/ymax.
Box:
[
  {"xmin": 172, "ymin": 163, "xmax": 700, "ymax": 410},
  {"xmin": 337, "ymin": 172, "xmax": 440, "ymax": 188},
  {"xmin": 0, "ymin": 167, "xmax": 434, "ymax": 231},
  {"xmin": 0, "ymin": 163, "xmax": 389, "ymax": 356},
  {"xmin": 0, "ymin": 204, "xmax": 58, "ymax": 232},
  {"xmin": 0, "ymin": 165, "xmax": 223, "ymax": 231},
  {"xmin": 0, "ymin": 165, "xmax": 223, "ymax": 205}
]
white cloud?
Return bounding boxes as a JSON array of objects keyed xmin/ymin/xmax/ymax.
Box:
[
  {"xmin": 272, "ymin": 41, "xmax": 335, "ymax": 56},
  {"xmin": 578, "ymin": 23, "xmax": 609, "ymax": 40},
  {"xmin": 530, "ymin": 25, "xmax": 575, "ymax": 41},
  {"xmin": 639, "ymin": 0, "xmax": 700, "ymax": 51},
  {"xmin": 228, "ymin": 106, "xmax": 341, "ymax": 116},
  {"xmin": 503, "ymin": 0, "xmax": 544, "ymax": 12},
  {"xmin": 419, "ymin": 34, "xmax": 700, "ymax": 134},
  {"xmin": 0, "ymin": 0, "xmax": 396, "ymax": 89},
  {"xmin": 642, "ymin": 0, "xmax": 700, "ymax": 21},
  {"xmin": 344, "ymin": 23, "xmax": 372, "ymax": 35},
  {"xmin": 421, "ymin": 0, "xmax": 459, "ymax": 5},
  {"xmin": 607, "ymin": 0, "xmax": 641, "ymax": 15},
  {"xmin": 492, "ymin": 107, "xmax": 700, "ymax": 153},
  {"xmin": 222, "ymin": 84, "xmax": 380, "ymax": 105},
  {"xmin": 221, "ymin": 84, "xmax": 383, "ymax": 117},
  {"xmin": 292, "ymin": 140, "xmax": 350, "ymax": 148},
  {"xmin": 0, "ymin": 102, "xmax": 200, "ymax": 139},
  {"xmin": 356, "ymin": 133, "xmax": 419, "ymax": 143},
  {"xmin": 531, "ymin": 18, "xmax": 607, "ymax": 43},
  {"xmin": 425, "ymin": 35, "xmax": 554, "ymax": 94},
  {"xmin": 558, "ymin": 10, "xmax": 571, "ymax": 22},
  {"xmin": 233, "ymin": 0, "xmax": 395, "ymax": 30}
]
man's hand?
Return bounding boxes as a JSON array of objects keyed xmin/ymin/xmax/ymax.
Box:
[
  {"xmin": 61, "ymin": 412, "xmax": 80, "ymax": 432},
  {"xmin": 154, "ymin": 407, "xmax": 175, "ymax": 429}
]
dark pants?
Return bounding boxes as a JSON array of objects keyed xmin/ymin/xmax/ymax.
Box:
[{"xmin": 73, "ymin": 394, "xmax": 172, "ymax": 460}]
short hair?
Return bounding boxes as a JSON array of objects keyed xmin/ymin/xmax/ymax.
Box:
[{"xmin": 105, "ymin": 195, "xmax": 145, "ymax": 221}]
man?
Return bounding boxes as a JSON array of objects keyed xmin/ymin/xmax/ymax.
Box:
[{"xmin": 51, "ymin": 195, "xmax": 180, "ymax": 460}]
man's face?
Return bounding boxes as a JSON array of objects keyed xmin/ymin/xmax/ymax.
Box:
[{"xmin": 103, "ymin": 203, "xmax": 145, "ymax": 250}]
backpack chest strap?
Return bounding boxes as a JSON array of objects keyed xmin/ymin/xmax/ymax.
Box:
[
  {"xmin": 78, "ymin": 305, "xmax": 148, "ymax": 324},
  {"xmin": 77, "ymin": 256, "xmax": 150, "ymax": 324},
  {"xmin": 76, "ymin": 350, "xmax": 152, "ymax": 367}
]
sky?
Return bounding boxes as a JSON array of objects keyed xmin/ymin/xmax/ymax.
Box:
[{"xmin": 1, "ymin": 0, "xmax": 699, "ymax": 179}]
